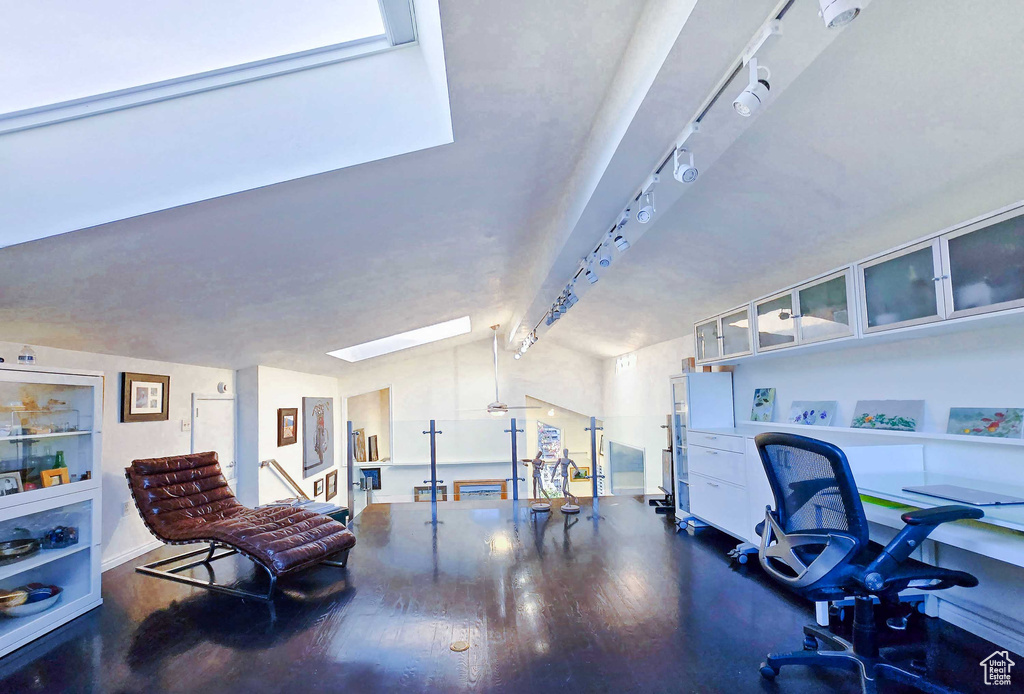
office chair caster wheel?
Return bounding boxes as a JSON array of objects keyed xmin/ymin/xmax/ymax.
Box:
[
  {"xmin": 737, "ymin": 553, "xmax": 748, "ymax": 565},
  {"xmin": 759, "ymin": 663, "xmax": 779, "ymax": 680},
  {"xmin": 803, "ymin": 635, "xmax": 818, "ymax": 650}
]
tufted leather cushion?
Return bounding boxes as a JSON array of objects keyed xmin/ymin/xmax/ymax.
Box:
[{"xmin": 126, "ymin": 452, "xmax": 355, "ymax": 576}]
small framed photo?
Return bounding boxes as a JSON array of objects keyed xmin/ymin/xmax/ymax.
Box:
[
  {"xmin": 0, "ymin": 471, "xmax": 24, "ymax": 496},
  {"xmin": 313, "ymin": 477, "xmax": 325, "ymax": 498},
  {"xmin": 572, "ymin": 466, "xmax": 590, "ymax": 480},
  {"xmin": 368, "ymin": 435, "xmax": 379, "ymax": 462},
  {"xmin": 414, "ymin": 484, "xmax": 447, "ymax": 502},
  {"xmin": 40, "ymin": 469, "xmax": 71, "ymax": 488},
  {"xmin": 325, "ymin": 470, "xmax": 338, "ymax": 502},
  {"xmin": 278, "ymin": 408, "xmax": 298, "ymax": 446},
  {"xmin": 360, "ymin": 467, "xmax": 381, "ymax": 490},
  {"xmin": 121, "ymin": 372, "xmax": 170, "ymax": 423}
]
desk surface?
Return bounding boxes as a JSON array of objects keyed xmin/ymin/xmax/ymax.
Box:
[{"xmin": 856, "ymin": 472, "xmax": 1024, "ymax": 534}]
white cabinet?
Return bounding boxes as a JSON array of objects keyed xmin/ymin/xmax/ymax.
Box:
[
  {"xmin": 694, "ymin": 306, "xmax": 752, "ymax": 363},
  {"xmin": 756, "ymin": 267, "xmax": 857, "ymax": 351},
  {"xmin": 689, "ymin": 472, "xmax": 750, "ymax": 541},
  {"xmin": 0, "ymin": 366, "xmax": 103, "ymax": 657},
  {"xmin": 860, "ymin": 239, "xmax": 945, "ymax": 333},
  {"xmin": 941, "ymin": 206, "xmax": 1024, "ymax": 320}
]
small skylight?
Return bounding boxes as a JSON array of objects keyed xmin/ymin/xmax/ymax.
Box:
[
  {"xmin": 328, "ymin": 317, "xmax": 473, "ymax": 362},
  {"xmin": 0, "ymin": 0, "xmax": 386, "ymax": 114}
]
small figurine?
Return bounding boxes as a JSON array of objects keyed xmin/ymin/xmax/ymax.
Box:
[
  {"xmin": 554, "ymin": 448, "xmax": 584, "ymax": 514},
  {"xmin": 522, "ymin": 451, "xmax": 550, "ymax": 512}
]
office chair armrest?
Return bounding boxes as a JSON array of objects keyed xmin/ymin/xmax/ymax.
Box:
[
  {"xmin": 859, "ymin": 505, "xmax": 986, "ymax": 592},
  {"xmin": 900, "ymin": 505, "xmax": 984, "ymax": 526}
]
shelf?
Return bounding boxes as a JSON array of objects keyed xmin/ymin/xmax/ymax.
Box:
[
  {"xmin": 0, "ymin": 431, "xmax": 93, "ymax": 443},
  {"xmin": 0, "ymin": 479, "xmax": 99, "ymax": 511},
  {"xmin": 0, "ymin": 543, "xmax": 90, "ymax": 582},
  {"xmin": 740, "ymin": 421, "xmax": 1024, "ymax": 447}
]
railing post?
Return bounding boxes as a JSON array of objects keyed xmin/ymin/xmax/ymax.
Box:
[
  {"xmin": 505, "ymin": 417, "xmax": 526, "ymax": 501},
  {"xmin": 586, "ymin": 416, "xmax": 604, "ymax": 499},
  {"xmin": 347, "ymin": 421, "xmax": 356, "ymax": 523},
  {"xmin": 422, "ymin": 420, "xmax": 444, "ymax": 504}
]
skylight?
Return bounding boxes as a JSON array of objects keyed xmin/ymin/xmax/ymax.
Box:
[
  {"xmin": 328, "ymin": 317, "xmax": 473, "ymax": 362},
  {"xmin": 0, "ymin": 0, "xmax": 387, "ymax": 114}
]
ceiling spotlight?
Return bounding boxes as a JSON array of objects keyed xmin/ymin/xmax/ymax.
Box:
[
  {"xmin": 585, "ymin": 267, "xmax": 598, "ymax": 284},
  {"xmin": 613, "ymin": 235, "xmax": 630, "ymax": 251},
  {"xmin": 636, "ymin": 192, "xmax": 655, "ymax": 224},
  {"xmin": 733, "ymin": 58, "xmax": 770, "ymax": 117},
  {"xmin": 818, "ymin": 0, "xmax": 861, "ymax": 28},
  {"xmin": 673, "ymin": 147, "xmax": 698, "ymax": 184},
  {"xmin": 598, "ymin": 245, "xmax": 613, "ymax": 267},
  {"xmin": 514, "ymin": 352, "xmax": 521, "ymax": 360}
]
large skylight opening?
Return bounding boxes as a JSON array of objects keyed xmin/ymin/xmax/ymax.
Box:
[
  {"xmin": 0, "ymin": 0, "xmax": 387, "ymax": 115},
  {"xmin": 328, "ymin": 317, "xmax": 472, "ymax": 362}
]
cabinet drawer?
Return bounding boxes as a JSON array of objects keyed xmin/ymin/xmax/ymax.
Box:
[
  {"xmin": 689, "ymin": 431, "xmax": 744, "ymax": 453},
  {"xmin": 689, "ymin": 472, "xmax": 749, "ymax": 541},
  {"xmin": 688, "ymin": 445, "xmax": 746, "ymax": 486}
]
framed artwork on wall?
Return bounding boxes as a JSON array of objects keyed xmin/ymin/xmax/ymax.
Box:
[
  {"xmin": 121, "ymin": 372, "xmax": 170, "ymax": 423},
  {"xmin": 368, "ymin": 434, "xmax": 378, "ymax": 462},
  {"xmin": 571, "ymin": 466, "xmax": 590, "ymax": 480},
  {"xmin": 414, "ymin": 484, "xmax": 448, "ymax": 501},
  {"xmin": 325, "ymin": 470, "xmax": 338, "ymax": 501},
  {"xmin": 302, "ymin": 397, "xmax": 333, "ymax": 479},
  {"xmin": 313, "ymin": 477, "xmax": 325, "ymax": 498},
  {"xmin": 361, "ymin": 467, "xmax": 381, "ymax": 490},
  {"xmin": 277, "ymin": 407, "xmax": 298, "ymax": 446},
  {"xmin": 353, "ymin": 429, "xmax": 367, "ymax": 462}
]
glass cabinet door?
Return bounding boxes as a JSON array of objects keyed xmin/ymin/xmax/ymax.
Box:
[
  {"xmin": 755, "ymin": 292, "xmax": 796, "ymax": 350},
  {"xmin": 943, "ymin": 209, "xmax": 1024, "ymax": 319},
  {"xmin": 860, "ymin": 240, "xmax": 944, "ymax": 333},
  {"xmin": 795, "ymin": 270, "xmax": 854, "ymax": 343},
  {"xmin": 695, "ymin": 320, "xmax": 719, "ymax": 362},
  {"xmin": 719, "ymin": 307, "xmax": 752, "ymax": 356}
]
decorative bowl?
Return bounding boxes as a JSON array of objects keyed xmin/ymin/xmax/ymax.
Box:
[
  {"xmin": 0, "ymin": 586, "xmax": 61, "ymax": 618},
  {"xmin": 0, "ymin": 538, "xmax": 40, "ymax": 561}
]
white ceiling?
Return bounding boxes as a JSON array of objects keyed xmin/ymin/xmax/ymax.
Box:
[{"xmin": 3, "ymin": 0, "xmax": 1024, "ymax": 372}]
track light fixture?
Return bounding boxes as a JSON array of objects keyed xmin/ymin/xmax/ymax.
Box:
[
  {"xmin": 636, "ymin": 192, "xmax": 654, "ymax": 224},
  {"xmin": 598, "ymin": 244, "xmax": 613, "ymax": 268},
  {"xmin": 733, "ymin": 58, "xmax": 771, "ymax": 118},
  {"xmin": 818, "ymin": 0, "xmax": 861, "ymax": 28},
  {"xmin": 585, "ymin": 267, "xmax": 598, "ymax": 284},
  {"xmin": 613, "ymin": 235, "xmax": 630, "ymax": 251},
  {"xmin": 673, "ymin": 147, "xmax": 698, "ymax": 184},
  {"xmin": 617, "ymin": 208, "xmax": 631, "ymax": 229}
]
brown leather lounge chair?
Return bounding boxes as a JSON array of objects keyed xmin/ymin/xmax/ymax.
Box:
[{"xmin": 126, "ymin": 451, "xmax": 355, "ymax": 601}]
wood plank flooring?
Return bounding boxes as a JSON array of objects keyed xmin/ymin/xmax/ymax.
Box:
[{"xmin": 0, "ymin": 496, "xmax": 1010, "ymax": 692}]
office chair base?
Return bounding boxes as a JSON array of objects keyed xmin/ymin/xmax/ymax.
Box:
[{"xmin": 761, "ymin": 623, "xmax": 957, "ymax": 694}]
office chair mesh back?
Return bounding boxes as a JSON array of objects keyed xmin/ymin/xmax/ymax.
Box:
[{"xmin": 756, "ymin": 433, "xmax": 869, "ymax": 547}]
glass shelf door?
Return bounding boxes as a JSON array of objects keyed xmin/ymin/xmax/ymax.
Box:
[
  {"xmin": 795, "ymin": 269, "xmax": 855, "ymax": 344},
  {"xmin": 719, "ymin": 307, "xmax": 752, "ymax": 357},
  {"xmin": 859, "ymin": 239, "xmax": 944, "ymax": 333},
  {"xmin": 755, "ymin": 292, "xmax": 797, "ymax": 351},
  {"xmin": 694, "ymin": 320, "xmax": 719, "ymax": 363},
  {"xmin": 942, "ymin": 207, "xmax": 1024, "ymax": 320}
]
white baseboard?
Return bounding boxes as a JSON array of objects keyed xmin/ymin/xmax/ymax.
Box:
[
  {"xmin": 101, "ymin": 539, "xmax": 163, "ymax": 573},
  {"xmin": 937, "ymin": 596, "xmax": 1024, "ymax": 657}
]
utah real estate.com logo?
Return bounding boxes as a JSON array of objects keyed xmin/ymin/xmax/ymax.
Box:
[{"xmin": 980, "ymin": 650, "xmax": 1015, "ymax": 686}]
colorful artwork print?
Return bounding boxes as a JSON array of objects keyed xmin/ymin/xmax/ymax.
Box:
[
  {"xmin": 946, "ymin": 408, "xmax": 1024, "ymax": 439},
  {"xmin": 850, "ymin": 400, "xmax": 924, "ymax": 432},
  {"xmin": 788, "ymin": 401, "xmax": 837, "ymax": 427},
  {"xmin": 302, "ymin": 397, "xmax": 334, "ymax": 478},
  {"xmin": 750, "ymin": 388, "xmax": 776, "ymax": 422}
]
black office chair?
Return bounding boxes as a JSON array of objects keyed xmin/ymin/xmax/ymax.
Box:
[{"xmin": 754, "ymin": 433, "xmax": 983, "ymax": 694}]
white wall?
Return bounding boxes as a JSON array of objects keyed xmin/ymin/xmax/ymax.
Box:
[
  {"xmin": 601, "ymin": 335, "xmax": 692, "ymax": 493},
  {"xmin": 0, "ymin": 341, "xmax": 234, "ymax": 570}
]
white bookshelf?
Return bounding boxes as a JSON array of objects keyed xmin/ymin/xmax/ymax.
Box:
[{"xmin": 0, "ymin": 367, "xmax": 103, "ymax": 658}]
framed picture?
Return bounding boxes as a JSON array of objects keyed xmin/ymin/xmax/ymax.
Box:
[
  {"xmin": 277, "ymin": 408, "xmax": 298, "ymax": 446},
  {"xmin": 40, "ymin": 468, "xmax": 70, "ymax": 488},
  {"xmin": 325, "ymin": 470, "xmax": 338, "ymax": 502},
  {"xmin": 368, "ymin": 434, "xmax": 378, "ymax": 462},
  {"xmin": 313, "ymin": 477, "xmax": 325, "ymax": 498},
  {"xmin": 851, "ymin": 400, "xmax": 924, "ymax": 432},
  {"xmin": 414, "ymin": 484, "xmax": 448, "ymax": 502},
  {"xmin": 353, "ymin": 428, "xmax": 367, "ymax": 462},
  {"xmin": 360, "ymin": 467, "xmax": 381, "ymax": 490},
  {"xmin": 121, "ymin": 372, "xmax": 170, "ymax": 423},
  {"xmin": 453, "ymin": 479, "xmax": 507, "ymax": 501},
  {"xmin": 750, "ymin": 387, "xmax": 776, "ymax": 422},
  {"xmin": 788, "ymin": 401, "xmax": 838, "ymax": 427},
  {"xmin": 302, "ymin": 397, "xmax": 334, "ymax": 478},
  {"xmin": 947, "ymin": 408, "xmax": 1024, "ymax": 439},
  {"xmin": 572, "ymin": 466, "xmax": 590, "ymax": 480},
  {"xmin": 0, "ymin": 471, "xmax": 23, "ymax": 497}
]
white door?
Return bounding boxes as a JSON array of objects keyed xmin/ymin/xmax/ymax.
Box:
[{"xmin": 192, "ymin": 395, "xmax": 236, "ymax": 482}]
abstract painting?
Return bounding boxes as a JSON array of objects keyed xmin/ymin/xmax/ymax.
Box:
[
  {"xmin": 361, "ymin": 467, "xmax": 382, "ymax": 490},
  {"xmin": 302, "ymin": 397, "xmax": 333, "ymax": 478},
  {"xmin": 750, "ymin": 388, "xmax": 776, "ymax": 422},
  {"xmin": 947, "ymin": 408, "xmax": 1024, "ymax": 439},
  {"xmin": 788, "ymin": 401, "xmax": 838, "ymax": 426},
  {"xmin": 850, "ymin": 400, "xmax": 924, "ymax": 432},
  {"xmin": 354, "ymin": 428, "xmax": 367, "ymax": 463}
]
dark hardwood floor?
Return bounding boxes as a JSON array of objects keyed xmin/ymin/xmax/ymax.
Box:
[{"xmin": 0, "ymin": 496, "xmax": 1010, "ymax": 693}]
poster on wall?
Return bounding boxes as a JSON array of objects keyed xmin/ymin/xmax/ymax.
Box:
[{"xmin": 302, "ymin": 397, "xmax": 333, "ymax": 478}]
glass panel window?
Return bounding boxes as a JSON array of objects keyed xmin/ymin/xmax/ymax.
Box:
[
  {"xmin": 0, "ymin": 0, "xmax": 386, "ymax": 114},
  {"xmin": 948, "ymin": 215, "xmax": 1024, "ymax": 313},
  {"xmin": 720, "ymin": 309, "xmax": 751, "ymax": 356},
  {"xmin": 863, "ymin": 246, "xmax": 939, "ymax": 329},
  {"xmin": 695, "ymin": 321, "xmax": 719, "ymax": 361},
  {"xmin": 797, "ymin": 274, "xmax": 851, "ymax": 342},
  {"xmin": 756, "ymin": 294, "xmax": 796, "ymax": 349}
]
